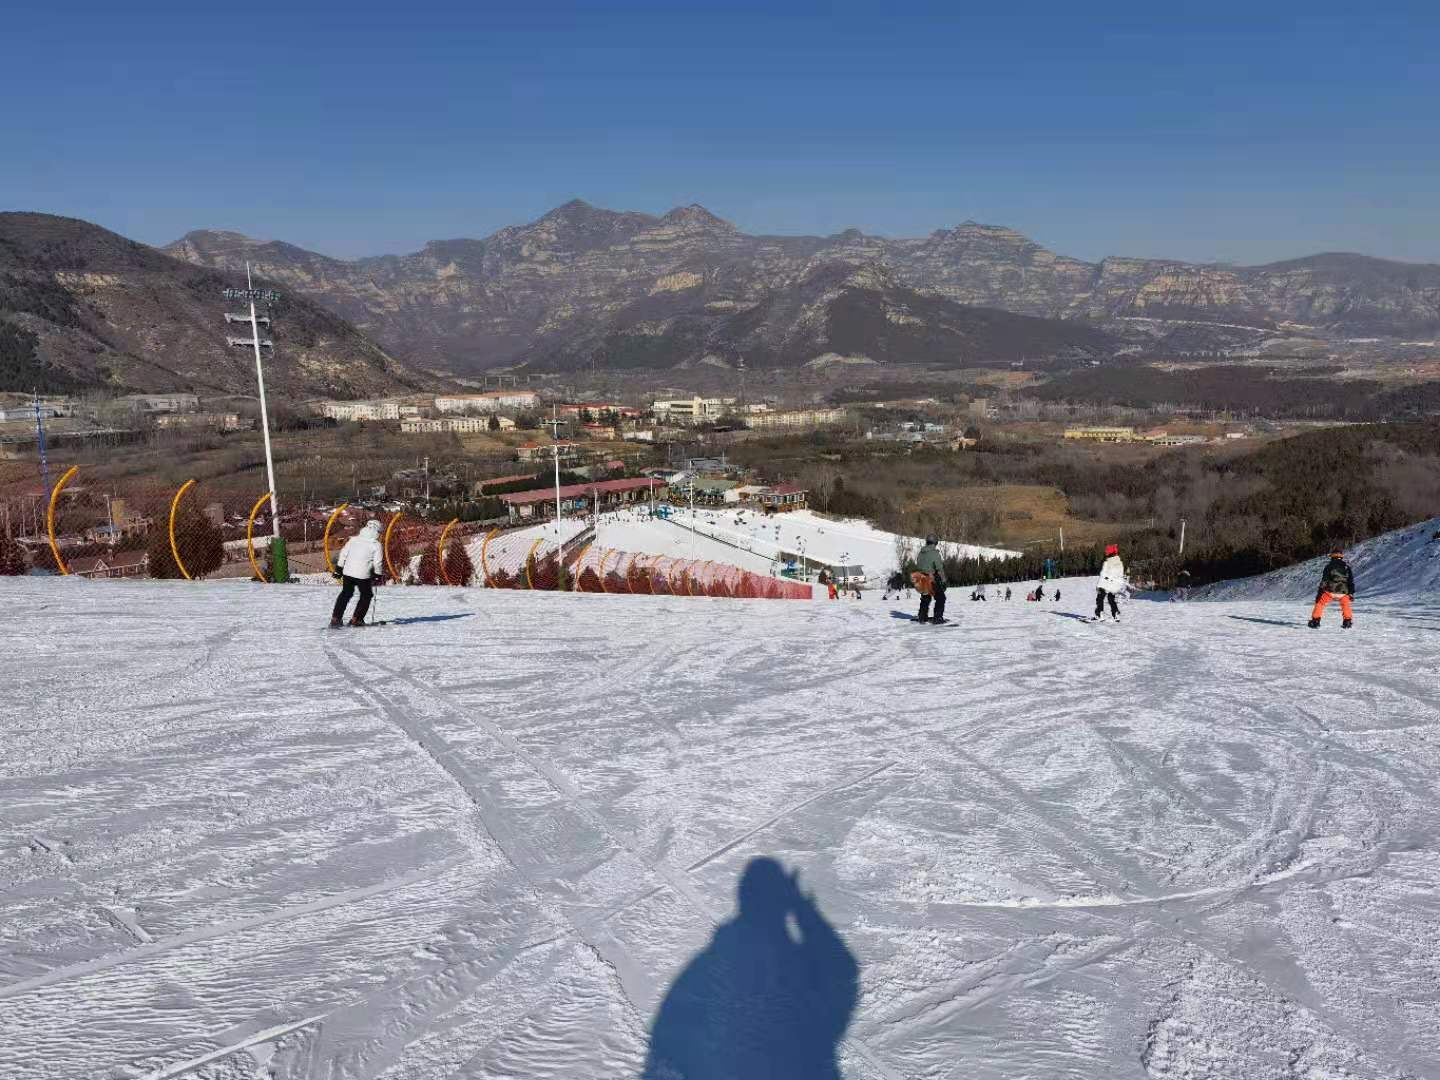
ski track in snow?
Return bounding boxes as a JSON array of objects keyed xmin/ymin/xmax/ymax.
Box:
[{"xmin": 2, "ymin": 568, "xmax": 1439, "ymax": 1079}]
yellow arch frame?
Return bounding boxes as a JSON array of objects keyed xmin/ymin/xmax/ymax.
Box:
[
  {"xmin": 45, "ymin": 465, "xmax": 80, "ymax": 576},
  {"xmin": 598, "ymin": 548, "xmax": 614, "ymax": 593},
  {"xmin": 245, "ymin": 490, "xmax": 273, "ymax": 582},
  {"xmin": 169, "ymin": 479, "xmax": 197, "ymax": 581},
  {"xmin": 383, "ymin": 511, "xmax": 404, "ymax": 581},
  {"xmin": 322, "ymin": 502, "xmax": 349, "ymax": 576},
  {"xmin": 524, "ymin": 538, "xmax": 544, "ymax": 589},
  {"xmin": 480, "ymin": 527, "xmax": 499, "ymax": 586},
  {"xmin": 437, "ymin": 517, "xmax": 460, "ymax": 585}
]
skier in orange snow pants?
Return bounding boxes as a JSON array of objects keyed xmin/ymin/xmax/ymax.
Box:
[
  {"xmin": 1308, "ymin": 549, "xmax": 1356, "ymax": 629},
  {"xmin": 1310, "ymin": 590, "xmax": 1353, "ymax": 623}
]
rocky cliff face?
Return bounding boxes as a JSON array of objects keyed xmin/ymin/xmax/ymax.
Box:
[
  {"xmin": 163, "ymin": 201, "xmax": 1440, "ymax": 374},
  {"xmin": 0, "ymin": 213, "xmax": 436, "ymax": 397}
]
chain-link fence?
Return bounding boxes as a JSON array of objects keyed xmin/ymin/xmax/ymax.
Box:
[{"xmin": 2, "ymin": 467, "xmax": 811, "ymax": 601}]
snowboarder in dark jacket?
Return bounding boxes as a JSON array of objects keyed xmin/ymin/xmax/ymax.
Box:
[
  {"xmin": 914, "ymin": 536, "xmax": 948, "ymax": 623},
  {"xmin": 1309, "ymin": 550, "xmax": 1356, "ymax": 629}
]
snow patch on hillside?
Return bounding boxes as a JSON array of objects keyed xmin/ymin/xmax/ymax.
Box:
[{"xmin": 1194, "ymin": 515, "xmax": 1440, "ymax": 602}]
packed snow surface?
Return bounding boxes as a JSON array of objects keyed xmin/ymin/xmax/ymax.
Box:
[
  {"xmin": 3, "ymin": 559, "xmax": 1439, "ymax": 1078},
  {"xmin": 661, "ymin": 507, "xmax": 1018, "ymax": 580},
  {"xmin": 595, "ymin": 509, "xmax": 779, "ymax": 576}
]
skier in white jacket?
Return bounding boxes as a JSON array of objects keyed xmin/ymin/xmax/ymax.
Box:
[
  {"xmin": 1094, "ymin": 544, "xmax": 1125, "ymax": 622},
  {"xmin": 331, "ymin": 520, "xmax": 386, "ymax": 627}
]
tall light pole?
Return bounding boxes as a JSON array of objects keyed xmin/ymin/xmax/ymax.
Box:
[
  {"xmin": 225, "ymin": 266, "xmax": 285, "ymax": 579},
  {"xmin": 542, "ymin": 405, "xmax": 564, "ymax": 523},
  {"xmin": 32, "ymin": 392, "xmax": 51, "ymax": 495}
]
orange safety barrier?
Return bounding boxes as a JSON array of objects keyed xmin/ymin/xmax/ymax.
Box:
[
  {"xmin": 45, "ymin": 465, "xmax": 80, "ymax": 576},
  {"xmin": 323, "ymin": 502, "xmax": 349, "ymax": 576},
  {"xmin": 383, "ymin": 512, "xmax": 404, "ymax": 582},
  {"xmin": 246, "ymin": 491, "xmax": 273, "ymax": 583},
  {"xmin": 169, "ymin": 479, "xmax": 197, "ymax": 582},
  {"xmin": 462, "ymin": 529, "xmax": 812, "ymax": 600},
  {"xmin": 437, "ymin": 518, "xmax": 460, "ymax": 585}
]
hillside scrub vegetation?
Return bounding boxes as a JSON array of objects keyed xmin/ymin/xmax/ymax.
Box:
[{"xmin": 731, "ymin": 422, "xmax": 1440, "ymax": 588}]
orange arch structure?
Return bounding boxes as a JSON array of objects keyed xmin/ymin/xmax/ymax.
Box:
[
  {"xmin": 383, "ymin": 512, "xmax": 404, "ymax": 581},
  {"xmin": 480, "ymin": 528, "xmax": 499, "ymax": 587},
  {"xmin": 437, "ymin": 517, "xmax": 460, "ymax": 585},
  {"xmin": 45, "ymin": 465, "xmax": 80, "ymax": 576},
  {"xmin": 169, "ymin": 479, "xmax": 197, "ymax": 581},
  {"xmin": 246, "ymin": 491, "xmax": 273, "ymax": 582},
  {"xmin": 322, "ymin": 502, "xmax": 349, "ymax": 576},
  {"xmin": 598, "ymin": 549, "xmax": 614, "ymax": 593},
  {"xmin": 524, "ymin": 538, "xmax": 544, "ymax": 589}
]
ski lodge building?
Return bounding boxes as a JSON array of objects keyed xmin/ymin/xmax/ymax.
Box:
[{"xmin": 500, "ymin": 477, "xmax": 667, "ymax": 521}]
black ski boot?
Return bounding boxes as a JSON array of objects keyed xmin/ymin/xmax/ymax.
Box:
[
  {"xmin": 329, "ymin": 617, "xmax": 343, "ymax": 629},
  {"xmin": 1308, "ymin": 618, "xmax": 1321, "ymax": 628},
  {"xmin": 1342, "ymin": 618, "xmax": 1353, "ymax": 629}
]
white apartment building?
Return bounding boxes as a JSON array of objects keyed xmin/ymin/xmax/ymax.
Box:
[
  {"xmin": 434, "ymin": 390, "xmax": 541, "ymax": 414},
  {"xmin": 318, "ymin": 400, "xmax": 402, "ymax": 422},
  {"xmin": 117, "ymin": 393, "xmax": 200, "ymax": 414},
  {"xmin": 401, "ymin": 416, "xmax": 516, "ymax": 434},
  {"xmin": 744, "ymin": 407, "xmax": 849, "ymax": 430},
  {"xmin": 651, "ymin": 396, "xmax": 736, "ymax": 424}
]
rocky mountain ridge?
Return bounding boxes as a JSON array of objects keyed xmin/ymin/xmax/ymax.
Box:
[
  {"xmin": 0, "ymin": 213, "xmax": 438, "ymax": 397},
  {"xmin": 164, "ymin": 201, "xmax": 1440, "ymax": 375}
]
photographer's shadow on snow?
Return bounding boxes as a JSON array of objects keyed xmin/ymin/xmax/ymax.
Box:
[{"xmin": 642, "ymin": 856, "xmax": 858, "ymax": 1080}]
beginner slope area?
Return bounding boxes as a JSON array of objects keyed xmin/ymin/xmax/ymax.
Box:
[{"xmin": 2, "ymin": 569, "xmax": 1438, "ymax": 1078}]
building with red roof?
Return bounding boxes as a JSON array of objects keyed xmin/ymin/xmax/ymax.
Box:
[{"xmin": 500, "ymin": 477, "xmax": 666, "ymax": 520}]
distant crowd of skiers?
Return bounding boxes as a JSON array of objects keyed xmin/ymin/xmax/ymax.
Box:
[
  {"xmin": 324, "ymin": 516, "xmax": 1360, "ymax": 632},
  {"xmin": 884, "ymin": 537, "xmax": 1357, "ymax": 629}
]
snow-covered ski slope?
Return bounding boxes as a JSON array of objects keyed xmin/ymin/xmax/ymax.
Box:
[
  {"xmin": 1195, "ymin": 515, "xmax": 1440, "ymax": 602},
  {"xmin": 595, "ymin": 509, "xmax": 778, "ymax": 576},
  {"xmin": 664, "ymin": 507, "xmax": 1018, "ymax": 580},
  {"xmin": 3, "ymin": 551, "xmax": 1439, "ymax": 1078}
]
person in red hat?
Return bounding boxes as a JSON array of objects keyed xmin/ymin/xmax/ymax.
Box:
[
  {"xmin": 1309, "ymin": 549, "xmax": 1356, "ymax": 629},
  {"xmin": 1094, "ymin": 543, "xmax": 1125, "ymax": 621}
]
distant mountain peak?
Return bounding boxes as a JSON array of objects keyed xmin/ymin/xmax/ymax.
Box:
[
  {"xmin": 543, "ymin": 198, "xmax": 598, "ymax": 219},
  {"xmin": 938, "ymin": 220, "xmax": 1031, "ymax": 241},
  {"xmin": 171, "ymin": 228, "xmax": 264, "ymax": 248},
  {"xmin": 660, "ymin": 203, "xmax": 733, "ymax": 229}
]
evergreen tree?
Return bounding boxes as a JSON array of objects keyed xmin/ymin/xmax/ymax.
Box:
[
  {"xmin": 147, "ymin": 510, "xmax": 223, "ymax": 579},
  {"xmin": 443, "ymin": 541, "xmax": 475, "ymax": 586}
]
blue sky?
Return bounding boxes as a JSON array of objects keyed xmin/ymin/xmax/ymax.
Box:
[{"xmin": 3, "ymin": 0, "xmax": 1437, "ymax": 264}]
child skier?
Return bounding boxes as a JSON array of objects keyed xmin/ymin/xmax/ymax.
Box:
[
  {"xmin": 1094, "ymin": 544, "xmax": 1125, "ymax": 622},
  {"xmin": 1308, "ymin": 549, "xmax": 1356, "ymax": 629},
  {"xmin": 331, "ymin": 520, "xmax": 386, "ymax": 627}
]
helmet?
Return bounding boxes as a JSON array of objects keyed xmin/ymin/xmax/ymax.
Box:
[
  {"xmin": 925, "ymin": 535, "xmax": 939, "ymax": 546},
  {"xmin": 364, "ymin": 520, "xmax": 383, "ymax": 537},
  {"xmin": 1105, "ymin": 544, "xmax": 1119, "ymax": 556}
]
